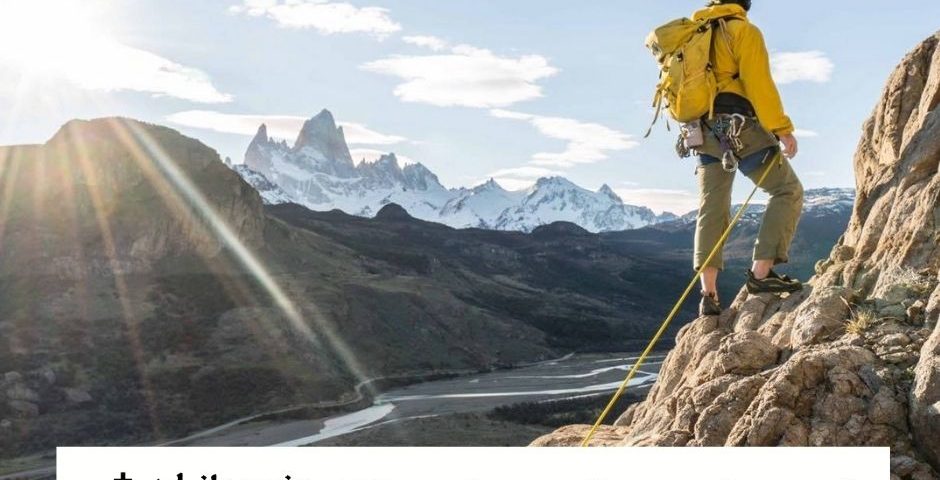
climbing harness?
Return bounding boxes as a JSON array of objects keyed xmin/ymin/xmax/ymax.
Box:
[
  {"xmin": 579, "ymin": 149, "xmax": 785, "ymax": 447},
  {"xmin": 711, "ymin": 113, "xmax": 747, "ymax": 172}
]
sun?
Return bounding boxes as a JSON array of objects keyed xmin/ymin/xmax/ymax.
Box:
[{"xmin": 0, "ymin": 0, "xmax": 111, "ymax": 78}]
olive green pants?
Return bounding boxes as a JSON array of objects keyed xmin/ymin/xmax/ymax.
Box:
[{"xmin": 694, "ymin": 152, "xmax": 804, "ymax": 271}]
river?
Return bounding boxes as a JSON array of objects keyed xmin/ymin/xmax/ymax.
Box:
[
  {"xmin": 181, "ymin": 352, "xmax": 665, "ymax": 447},
  {"xmin": 279, "ymin": 352, "xmax": 664, "ymax": 446}
]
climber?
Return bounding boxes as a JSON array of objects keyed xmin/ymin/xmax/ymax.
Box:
[{"xmin": 689, "ymin": 0, "xmax": 806, "ymax": 316}]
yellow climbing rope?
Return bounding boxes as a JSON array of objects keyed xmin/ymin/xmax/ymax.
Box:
[{"xmin": 580, "ymin": 150, "xmax": 784, "ymax": 447}]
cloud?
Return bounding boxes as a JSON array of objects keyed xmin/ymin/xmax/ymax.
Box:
[
  {"xmin": 167, "ymin": 111, "xmax": 303, "ymax": 139},
  {"xmin": 361, "ymin": 44, "xmax": 558, "ymax": 108},
  {"xmin": 166, "ymin": 110, "xmax": 407, "ymax": 145},
  {"xmin": 490, "ymin": 110, "xmax": 639, "ymax": 168},
  {"xmin": 0, "ymin": 2, "xmax": 231, "ymax": 103},
  {"xmin": 341, "ymin": 121, "xmax": 408, "ymax": 145},
  {"xmin": 488, "ymin": 166, "xmax": 563, "ymax": 179},
  {"xmin": 794, "ymin": 129, "xmax": 819, "ymax": 138},
  {"xmin": 614, "ymin": 188, "xmax": 699, "ymax": 215},
  {"xmin": 70, "ymin": 44, "xmax": 232, "ymax": 103},
  {"xmin": 230, "ymin": 0, "xmax": 401, "ymax": 38},
  {"xmin": 771, "ymin": 51, "xmax": 834, "ymax": 84},
  {"xmin": 402, "ymin": 35, "xmax": 448, "ymax": 51}
]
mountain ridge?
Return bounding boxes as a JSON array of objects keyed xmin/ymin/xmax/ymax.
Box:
[{"xmin": 235, "ymin": 110, "xmax": 676, "ymax": 233}]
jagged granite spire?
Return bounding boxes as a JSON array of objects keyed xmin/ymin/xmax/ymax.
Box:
[
  {"xmin": 244, "ymin": 124, "xmax": 274, "ymax": 173},
  {"xmin": 293, "ymin": 109, "xmax": 356, "ymax": 177},
  {"xmin": 252, "ymin": 123, "xmax": 269, "ymax": 145}
]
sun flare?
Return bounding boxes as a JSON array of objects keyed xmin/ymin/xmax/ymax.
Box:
[
  {"xmin": 0, "ymin": 0, "xmax": 231, "ymax": 103},
  {"xmin": 0, "ymin": 1, "xmax": 109, "ymax": 76}
]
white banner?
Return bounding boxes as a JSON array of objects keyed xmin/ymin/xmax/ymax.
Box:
[{"xmin": 58, "ymin": 446, "xmax": 889, "ymax": 480}]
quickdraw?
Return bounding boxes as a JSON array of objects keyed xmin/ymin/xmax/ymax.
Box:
[{"xmin": 711, "ymin": 113, "xmax": 747, "ymax": 173}]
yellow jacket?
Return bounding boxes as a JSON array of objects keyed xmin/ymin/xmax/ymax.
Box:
[{"xmin": 692, "ymin": 4, "xmax": 794, "ymax": 136}]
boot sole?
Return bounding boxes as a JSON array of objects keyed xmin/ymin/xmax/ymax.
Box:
[{"xmin": 746, "ymin": 279, "xmax": 803, "ymax": 295}]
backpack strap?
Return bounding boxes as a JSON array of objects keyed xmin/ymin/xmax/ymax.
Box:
[
  {"xmin": 716, "ymin": 18, "xmax": 735, "ymax": 57},
  {"xmin": 644, "ymin": 85, "xmax": 666, "ymax": 138},
  {"xmin": 713, "ymin": 17, "xmax": 743, "ymax": 93},
  {"xmin": 699, "ymin": 16, "xmax": 745, "ymax": 120}
]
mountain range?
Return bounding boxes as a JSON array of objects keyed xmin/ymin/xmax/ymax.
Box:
[
  {"xmin": 0, "ymin": 118, "xmax": 709, "ymax": 457},
  {"xmin": 0, "ymin": 115, "xmax": 856, "ymax": 457},
  {"xmin": 235, "ymin": 109, "xmax": 677, "ymax": 233},
  {"xmin": 233, "ymin": 108, "xmax": 856, "ymax": 303}
]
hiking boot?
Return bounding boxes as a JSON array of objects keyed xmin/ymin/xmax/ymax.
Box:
[
  {"xmin": 700, "ymin": 291, "xmax": 722, "ymax": 316},
  {"xmin": 746, "ymin": 269, "xmax": 802, "ymax": 295}
]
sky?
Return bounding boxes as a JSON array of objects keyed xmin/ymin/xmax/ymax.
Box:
[{"xmin": 1, "ymin": 0, "xmax": 939, "ymax": 214}]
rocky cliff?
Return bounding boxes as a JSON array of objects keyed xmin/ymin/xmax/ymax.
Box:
[{"xmin": 532, "ymin": 32, "xmax": 940, "ymax": 480}]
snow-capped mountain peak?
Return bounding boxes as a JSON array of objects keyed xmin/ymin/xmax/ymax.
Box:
[
  {"xmin": 251, "ymin": 123, "xmax": 268, "ymax": 145},
  {"xmin": 293, "ymin": 109, "xmax": 353, "ymax": 164},
  {"xmin": 402, "ymin": 161, "xmax": 444, "ymax": 192},
  {"xmin": 531, "ymin": 176, "xmax": 578, "ymax": 192},
  {"xmin": 598, "ymin": 184, "xmax": 622, "ymax": 203},
  {"xmin": 472, "ymin": 178, "xmax": 505, "ymax": 194}
]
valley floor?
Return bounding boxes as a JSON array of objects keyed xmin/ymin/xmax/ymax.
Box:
[
  {"xmin": 0, "ymin": 352, "xmax": 662, "ymax": 478},
  {"xmin": 177, "ymin": 352, "xmax": 660, "ymax": 447}
]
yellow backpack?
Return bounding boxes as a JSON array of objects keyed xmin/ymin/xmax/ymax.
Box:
[{"xmin": 644, "ymin": 16, "xmax": 736, "ymax": 136}]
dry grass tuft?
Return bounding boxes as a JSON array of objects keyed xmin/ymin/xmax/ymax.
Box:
[{"xmin": 842, "ymin": 297, "xmax": 878, "ymax": 335}]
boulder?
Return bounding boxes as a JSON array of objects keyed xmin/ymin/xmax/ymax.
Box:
[
  {"xmin": 789, "ymin": 287, "xmax": 852, "ymax": 348},
  {"xmin": 927, "ymin": 283, "xmax": 940, "ymax": 327},
  {"xmin": 37, "ymin": 367, "xmax": 56, "ymax": 385},
  {"xmin": 711, "ymin": 332, "xmax": 779, "ymax": 377},
  {"xmin": 692, "ymin": 376, "xmax": 766, "ymax": 446},
  {"xmin": 6, "ymin": 384, "xmax": 39, "ymax": 402},
  {"xmin": 64, "ymin": 387, "xmax": 93, "ymax": 404},
  {"xmin": 910, "ymin": 322, "xmax": 940, "ymax": 468},
  {"xmin": 530, "ymin": 425, "xmax": 628, "ymax": 447},
  {"xmin": 8, "ymin": 400, "xmax": 39, "ymax": 418},
  {"xmin": 734, "ymin": 294, "xmax": 775, "ymax": 332}
]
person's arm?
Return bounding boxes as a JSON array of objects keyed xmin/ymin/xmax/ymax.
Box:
[{"xmin": 736, "ymin": 23, "xmax": 794, "ymax": 137}]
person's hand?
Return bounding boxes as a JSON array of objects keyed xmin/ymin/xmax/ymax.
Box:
[{"xmin": 779, "ymin": 133, "xmax": 799, "ymax": 159}]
